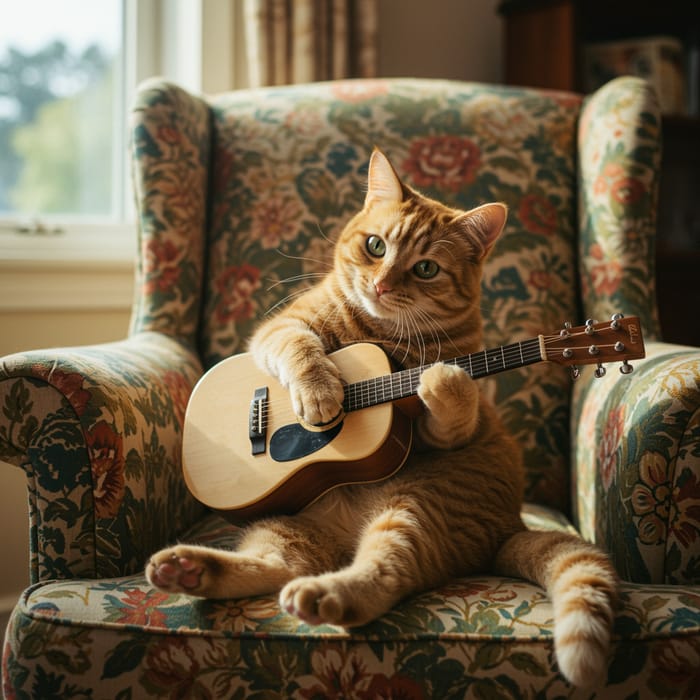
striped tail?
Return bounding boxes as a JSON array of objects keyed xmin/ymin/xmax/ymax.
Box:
[{"xmin": 494, "ymin": 529, "xmax": 618, "ymax": 687}]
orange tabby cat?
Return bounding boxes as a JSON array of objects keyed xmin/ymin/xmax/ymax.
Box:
[{"xmin": 146, "ymin": 148, "xmax": 618, "ymax": 687}]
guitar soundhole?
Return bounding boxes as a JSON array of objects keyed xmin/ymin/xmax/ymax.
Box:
[{"xmin": 269, "ymin": 422, "xmax": 344, "ymax": 462}]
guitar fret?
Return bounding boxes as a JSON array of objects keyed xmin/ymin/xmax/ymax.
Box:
[
  {"xmin": 474, "ymin": 351, "xmax": 486, "ymax": 377},
  {"xmin": 343, "ymin": 337, "xmax": 547, "ymax": 413},
  {"xmin": 407, "ymin": 367, "xmax": 418, "ymax": 397}
]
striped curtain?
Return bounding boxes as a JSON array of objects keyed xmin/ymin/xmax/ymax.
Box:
[{"xmin": 244, "ymin": 0, "xmax": 378, "ymax": 87}]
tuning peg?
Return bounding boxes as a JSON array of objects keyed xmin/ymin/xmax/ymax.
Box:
[
  {"xmin": 570, "ymin": 365, "xmax": 580, "ymax": 381},
  {"xmin": 620, "ymin": 360, "xmax": 634, "ymax": 375},
  {"xmin": 585, "ymin": 319, "xmax": 597, "ymax": 335},
  {"xmin": 560, "ymin": 321, "xmax": 572, "ymax": 339},
  {"xmin": 610, "ymin": 313, "xmax": 624, "ymax": 330},
  {"xmin": 595, "ymin": 364, "xmax": 607, "ymax": 378}
]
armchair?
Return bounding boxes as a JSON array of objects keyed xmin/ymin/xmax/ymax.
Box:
[{"xmin": 2, "ymin": 76, "xmax": 700, "ymax": 698}]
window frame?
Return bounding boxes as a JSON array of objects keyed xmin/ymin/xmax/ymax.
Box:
[
  {"xmin": 0, "ymin": 0, "xmax": 146, "ymax": 264},
  {"xmin": 0, "ymin": 0, "xmax": 236, "ymax": 313},
  {"xmin": 0, "ymin": 0, "xmax": 237, "ymax": 266}
]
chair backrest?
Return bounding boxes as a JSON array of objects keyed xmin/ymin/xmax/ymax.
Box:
[{"xmin": 130, "ymin": 77, "xmax": 661, "ymax": 513}]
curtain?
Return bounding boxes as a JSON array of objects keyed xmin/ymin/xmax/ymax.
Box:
[{"xmin": 244, "ymin": 0, "xmax": 378, "ymax": 87}]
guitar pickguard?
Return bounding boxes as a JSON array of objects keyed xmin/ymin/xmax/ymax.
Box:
[{"xmin": 269, "ymin": 421, "xmax": 344, "ymax": 462}]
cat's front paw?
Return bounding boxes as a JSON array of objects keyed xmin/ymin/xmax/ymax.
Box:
[
  {"xmin": 417, "ymin": 363, "xmax": 479, "ymax": 447},
  {"xmin": 146, "ymin": 545, "xmax": 207, "ymax": 596},
  {"xmin": 289, "ymin": 361, "xmax": 344, "ymax": 426},
  {"xmin": 417, "ymin": 362, "xmax": 477, "ymax": 412}
]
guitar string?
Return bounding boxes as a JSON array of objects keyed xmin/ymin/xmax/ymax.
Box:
[
  {"xmin": 251, "ymin": 339, "xmax": 543, "ymax": 422},
  {"xmin": 250, "ymin": 328, "xmax": 632, "ymax": 421},
  {"xmin": 341, "ymin": 331, "xmax": 632, "ymax": 405},
  {"xmin": 252, "ymin": 340, "xmax": 622, "ymax": 420}
]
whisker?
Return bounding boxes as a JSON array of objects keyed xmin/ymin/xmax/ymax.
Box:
[
  {"xmin": 383, "ymin": 308, "xmax": 407, "ymax": 367},
  {"xmin": 318, "ymin": 300, "xmax": 346, "ymax": 336},
  {"xmin": 411, "ymin": 306, "xmax": 432, "ymax": 365},
  {"xmin": 413, "ymin": 313, "xmax": 427, "ymax": 367},
  {"xmin": 265, "ymin": 286, "xmax": 318, "ymax": 315},
  {"xmin": 396, "ymin": 309, "xmax": 411, "ymax": 367},
  {"xmin": 314, "ymin": 222, "xmax": 336, "ymax": 245},
  {"xmin": 398, "ymin": 308, "xmax": 421, "ymax": 367},
  {"xmin": 273, "ymin": 246, "xmax": 334, "ymax": 270},
  {"xmin": 266, "ymin": 272, "xmax": 327, "ymax": 291},
  {"xmin": 405, "ymin": 305, "xmax": 446, "ymax": 363}
]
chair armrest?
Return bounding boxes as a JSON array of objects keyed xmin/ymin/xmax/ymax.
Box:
[
  {"xmin": 572, "ymin": 341, "xmax": 700, "ymax": 585},
  {"xmin": 0, "ymin": 332, "xmax": 205, "ymax": 583}
]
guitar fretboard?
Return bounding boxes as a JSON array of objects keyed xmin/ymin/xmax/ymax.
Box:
[{"xmin": 342, "ymin": 337, "xmax": 544, "ymax": 413}]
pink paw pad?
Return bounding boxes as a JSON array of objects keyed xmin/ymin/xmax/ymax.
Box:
[
  {"xmin": 176, "ymin": 557, "xmax": 202, "ymax": 589},
  {"xmin": 149, "ymin": 555, "xmax": 203, "ymax": 591}
]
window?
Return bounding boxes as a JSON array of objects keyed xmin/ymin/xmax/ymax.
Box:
[
  {"xmin": 0, "ymin": 1, "xmax": 123, "ymax": 220},
  {"xmin": 0, "ymin": 0, "xmax": 136, "ymax": 261},
  {"xmin": 0, "ymin": 0, "xmax": 237, "ymax": 266}
]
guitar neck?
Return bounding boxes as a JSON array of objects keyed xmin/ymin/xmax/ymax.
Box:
[{"xmin": 343, "ymin": 336, "xmax": 545, "ymax": 413}]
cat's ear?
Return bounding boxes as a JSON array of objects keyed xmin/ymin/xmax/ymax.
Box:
[
  {"xmin": 365, "ymin": 148, "xmax": 404, "ymax": 206},
  {"xmin": 454, "ymin": 203, "xmax": 507, "ymax": 260}
]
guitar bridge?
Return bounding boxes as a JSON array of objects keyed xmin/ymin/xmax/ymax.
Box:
[{"xmin": 249, "ymin": 387, "xmax": 268, "ymax": 455}]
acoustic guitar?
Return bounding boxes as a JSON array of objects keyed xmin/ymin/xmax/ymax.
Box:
[{"xmin": 183, "ymin": 315, "xmax": 645, "ymax": 519}]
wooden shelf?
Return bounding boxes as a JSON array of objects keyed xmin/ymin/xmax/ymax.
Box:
[
  {"xmin": 499, "ymin": 0, "xmax": 700, "ymax": 94},
  {"xmin": 658, "ymin": 116, "xmax": 700, "ymax": 258},
  {"xmin": 657, "ymin": 251, "xmax": 700, "ymax": 346},
  {"xmin": 499, "ymin": 0, "xmax": 700, "ymax": 345}
]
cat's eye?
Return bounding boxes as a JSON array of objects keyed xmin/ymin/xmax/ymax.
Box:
[
  {"xmin": 366, "ymin": 235, "xmax": 386, "ymax": 257},
  {"xmin": 413, "ymin": 260, "xmax": 440, "ymax": 279}
]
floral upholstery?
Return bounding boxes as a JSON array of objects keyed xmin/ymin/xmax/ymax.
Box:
[{"xmin": 2, "ymin": 76, "xmax": 700, "ymax": 697}]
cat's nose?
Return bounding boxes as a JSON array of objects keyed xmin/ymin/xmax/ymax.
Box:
[{"xmin": 374, "ymin": 280, "xmax": 392, "ymax": 297}]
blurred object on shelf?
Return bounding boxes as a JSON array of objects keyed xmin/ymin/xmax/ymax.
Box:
[{"xmin": 583, "ymin": 36, "xmax": 686, "ymax": 115}]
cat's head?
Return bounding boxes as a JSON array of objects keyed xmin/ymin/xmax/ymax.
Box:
[{"xmin": 334, "ymin": 148, "xmax": 507, "ymax": 332}]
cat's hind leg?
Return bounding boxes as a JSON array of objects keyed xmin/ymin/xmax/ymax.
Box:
[
  {"xmin": 280, "ymin": 499, "xmax": 441, "ymax": 627},
  {"xmin": 146, "ymin": 516, "xmax": 340, "ymax": 599},
  {"xmin": 494, "ymin": 529, "xmax": 618, "ymax": 687}
]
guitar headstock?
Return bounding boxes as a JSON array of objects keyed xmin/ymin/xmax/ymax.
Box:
[{"xmin": 544, "ymin": 314, "xmax": 645, "ymax": 379}]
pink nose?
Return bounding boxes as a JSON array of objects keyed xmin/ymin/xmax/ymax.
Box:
[{"xmin": 374, "ymin": 280, "xmax": 392, "ymax": 297}]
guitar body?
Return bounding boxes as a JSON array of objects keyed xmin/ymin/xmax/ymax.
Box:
[
  {"xmin": 182, "ymin": 316, "xmax": 644, "ymax": 520},
  {"xmin": 182, "ymin": 343, "xmax": 413, "ymax": 518}
]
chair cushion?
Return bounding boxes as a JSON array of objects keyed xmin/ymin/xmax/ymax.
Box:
[{"xmin": 5, "ymin": 506, "xmax": 700, "ymax": 698}]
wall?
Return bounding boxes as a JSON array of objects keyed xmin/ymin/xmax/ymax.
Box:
[
  {"xmin": 378, "ymin": 0, "xmax": 503, "ymax": 83},
  {"xmin": 0, "ymin": 0, "xmax": 503, "ymax": 625}
]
